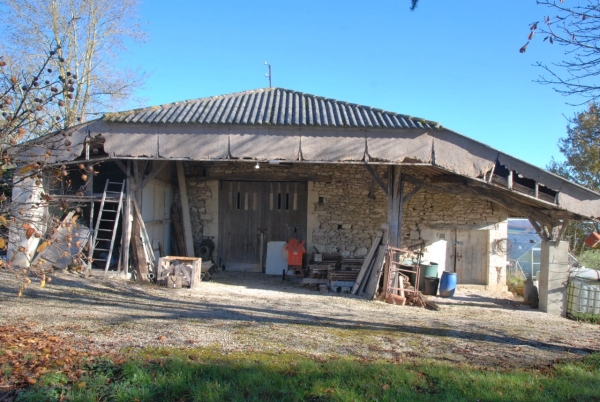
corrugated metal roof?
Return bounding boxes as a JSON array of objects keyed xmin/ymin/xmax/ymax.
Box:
[{"xmin": 104, "ymin": 88, "xmax": 442, "ymax": 130}]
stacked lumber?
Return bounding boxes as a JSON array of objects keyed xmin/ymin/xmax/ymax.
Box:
[
  {"xmin": 340, "ymin": 258, "xmax": 364, "ymax": 269},
  {"xmin": 307, "ymin": 264, "xmax": 334, "ymax": 278},
  {"xmin": 350, "ymin": 228, "xmax": 389, "ymax": 299},
  {"xmin": 328, "ymin": 270, "xmax": 359, "ymax": 281}
]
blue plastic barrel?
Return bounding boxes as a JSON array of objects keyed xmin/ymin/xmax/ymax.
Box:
[{"xmin": 439, "ymin": 271, "xmax": 457, "ymax": 297}]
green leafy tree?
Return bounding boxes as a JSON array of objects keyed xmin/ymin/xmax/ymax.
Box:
[
  {"xmin": 548, "ymin": 103, "xmax": 600, "ymax": 254},
  {"xmin": 548, "ymin": 103, "xmax": 600, "ymax": 193}
]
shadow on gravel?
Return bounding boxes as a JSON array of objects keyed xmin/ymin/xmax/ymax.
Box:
[
  {"xmin": 431, "ymin": 294, "xmax": 526, "ymax": 310},
  {"xmin": 0, "ymin": 270, "xmax": 596, "ymax": 357}
]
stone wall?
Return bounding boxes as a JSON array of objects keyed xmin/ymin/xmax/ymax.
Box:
[
  {"xmin": 402, "ymin": 185, "xmax": 506, "ymax": 235},
  {"xmin": 182, "ymin": 162, "xmax": 508, "ymax": 261}
]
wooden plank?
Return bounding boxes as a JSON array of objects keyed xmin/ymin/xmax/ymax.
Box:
[
  {"xmin": 131, "ymin": 213, "xmax": 149, "ymax": 282},
  {"xmin": 363, "ymin": 245, "xmax": 386, "ymax": 299},
  {"xmin": 397, "ymin": 178, "xmax": 405, "ymax": 248},
  {"xmin": 351, "ymin": 233, "xmax": 383, "ymax": 294},
  {"xmin": 387, "ymin": 166, "xmax": 404, "ymax": 248},
  {"xmin": 190, "ymin": 259, "xmax": 202, "ymax": 288},
  {"xmin": 132, "ymin": 160, "xmax": 147, "ymax": 205},
  {"xmin": 121, "ymin": 166, "xmax": 132, "ymax": 275},
  {"xmin": 132, "ymin": 198, "xmax": 156, "ymax": 266},
  {"xmin": 170, "ymin": 204, "xmax": 186, "ymax": 257},
  {"xmin": 357, "ymin": 253, "xmax": 376, "ymax": 295},
  {"xmin": 176, "ymin": 161, "xmax": 195, "ymax": 257},
  {"xmin": 303, "ymin": 278, "xmax": 329, "ymax": 285},
  {"xmin": 455, "ymin": 230, "xmax": 488, "ymax": 285}
]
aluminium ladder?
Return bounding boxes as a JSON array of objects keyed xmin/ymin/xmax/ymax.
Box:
[{"xmin": 91, "ymin": 180, "xmax": 125, "ymax": 277}]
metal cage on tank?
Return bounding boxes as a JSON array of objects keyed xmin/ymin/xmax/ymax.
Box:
[{"xmin": 567, "ymin": 274, "xmax": 600, "ymax": 320}]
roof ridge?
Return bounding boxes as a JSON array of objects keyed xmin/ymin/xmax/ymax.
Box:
[{"xmin": 104, "ymin": 87, "xmax": 442, "ymax": 129}]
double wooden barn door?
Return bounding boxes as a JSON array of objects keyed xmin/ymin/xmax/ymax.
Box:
[{"xmin": 218, "ymin": 181, "xmax": 307, "ymax": 272}]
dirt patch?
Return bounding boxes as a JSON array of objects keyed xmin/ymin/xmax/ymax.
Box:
[{"xmin": 1, "ymin": 269, "xmax": 598, "ymax": 369}]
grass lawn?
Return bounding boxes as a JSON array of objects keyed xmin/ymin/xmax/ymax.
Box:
[{"xmin": 13, "ymin": 348, "xmax": 600, "ymax": 402}]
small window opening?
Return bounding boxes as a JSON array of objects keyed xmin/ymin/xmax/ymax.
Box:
[
  {"xmin": 337, "ymin": 224, "xmax": 342, "ymax": 230},
  {"xmin": 277, "ymin": 193, "xmax": 282, "ymax": 210},
  {"xmin": 236, "ymin": 192, "xmax": 241, "ymax": 210},
  {"xmin": 318, "ymin": 197, "xmax": 324, "ymax": 205}
]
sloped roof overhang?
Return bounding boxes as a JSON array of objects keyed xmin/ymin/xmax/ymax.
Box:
[{"xmin": 12, "ymin": 88, "xmax": 600, "ymax": 221}]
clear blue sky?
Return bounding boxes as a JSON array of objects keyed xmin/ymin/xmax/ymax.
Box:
[{"xmin": 123, "ymin": 0, "xmax": 581, "ymax": 169}]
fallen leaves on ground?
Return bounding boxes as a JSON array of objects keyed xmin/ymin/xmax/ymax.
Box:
[{"xmin": 0, "ymin": 325, "xmax": 120, "ymax": 391}]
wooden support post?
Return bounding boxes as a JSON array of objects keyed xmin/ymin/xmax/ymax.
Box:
[
  {"xmin": 121, "ymin": 176, "xmax": 132, "ymax": 276},
  {"xmin": 176, "ymin": 161, "xmax": 195, "ymax": 257},
  {"xmin": 86, "ymin": 198, "xmax": 94, "ymax": 274},
  {"xmin": 387, "ymin": 166, "xmax": 402, "ymax": 248},
  {"xmin": 534, "ymin": 182, "xmax": 539, "ymax": 199},
  {"xmin": 132, "ymin": 198, "xmax": 156, "ymax": 267},
  {"xmin": 132, "ymin": 160, "xmax": 147, "ymax": 206},
  {"xmin": 397, "ymin": 178, "xmax": 405, "ymax": 248},
  {"xmin": 507, "ymin": 171, "xmax": 513, "ymax": 190},
  {"xmin": 131, "ymin": 212, "xmax": 149, "ymax": 282}
]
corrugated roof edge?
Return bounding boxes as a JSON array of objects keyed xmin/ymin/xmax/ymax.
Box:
[
  {"xmin": 436, "ymin": 123, "xmax": 600, "ymax": 198},
  {"xmin": 96, "ymin": 87, "xmax": 600, "ymax": 199},
  {"xmin": 102, "ymin": 87, "xmax": 444, "ymax": 129}
]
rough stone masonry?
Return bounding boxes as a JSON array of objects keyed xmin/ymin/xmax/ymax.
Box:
[{"xmin": 183, "ymin": 162, "xmax": 507, "ymax": 259}]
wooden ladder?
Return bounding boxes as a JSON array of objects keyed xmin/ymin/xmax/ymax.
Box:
[{"xmin": 91, "ymin": 180, "xmax": 125, "ymax": 277}]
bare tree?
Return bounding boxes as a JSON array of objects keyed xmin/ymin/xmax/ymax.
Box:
[
  {"xmin": 0, "ymin": 0, "xmax": 146, "ymax": 127},
  {"xmin": 1, "ymin": 45, "xmax": 96, "ymax": 294},
  {"xmin": 521, "ymin": 1, "xmax": 600, "ymax": 103}
]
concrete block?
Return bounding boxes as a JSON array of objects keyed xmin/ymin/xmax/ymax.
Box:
[{"xmin": 539, "ymin": 240, "xmax": 569, "ymax": 316}]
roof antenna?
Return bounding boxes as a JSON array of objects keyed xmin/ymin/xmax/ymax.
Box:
[{"xmin": 264, "ymin": 61, "xmax": 272, "ymax": 88}]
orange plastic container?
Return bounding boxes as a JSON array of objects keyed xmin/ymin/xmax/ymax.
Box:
[
  {"xmin": 285, "ymin": 238, "xmax": 306, "ymax": 267},
  {"xmin": 585, "ymin": 232, "xmax": 600, "ymax": 248}
]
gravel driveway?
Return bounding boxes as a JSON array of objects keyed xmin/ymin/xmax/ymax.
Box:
[{"xmin": 1, "ymin": 269, "xmax": 599, "ymax": 369}]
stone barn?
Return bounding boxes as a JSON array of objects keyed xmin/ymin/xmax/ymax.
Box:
[{"xmin": 11, "ymin": 88, "xmax": 600, "ymax": 313}]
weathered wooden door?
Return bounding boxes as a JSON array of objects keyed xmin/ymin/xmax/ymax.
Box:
[
  {"xmin": 219, "ymin": 181, "xmax": 307, "ymax": 272},
  {"xmin": 454, "ymin": 230, "xmax": 488, "ymax": 285}
]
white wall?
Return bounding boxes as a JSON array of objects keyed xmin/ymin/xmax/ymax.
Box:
[{"xmin": 141, "ymin": 179, "xmax": 173, "ymax": 259}]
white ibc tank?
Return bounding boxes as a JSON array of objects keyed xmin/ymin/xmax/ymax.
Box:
[{"xmin": 567, "ymin": 276, "xmax": 600, "ymax": 316}]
